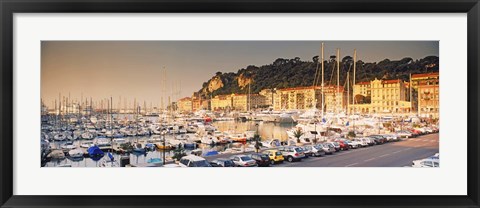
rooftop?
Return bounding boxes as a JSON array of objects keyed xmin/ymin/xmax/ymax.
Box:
[
  {"xmin": 382, "ymin": 79, "xmax": 401, "ymax": 84},
  {"xmin": 412, "ymin": 72, "xmax": 439, "ymax": 78}
]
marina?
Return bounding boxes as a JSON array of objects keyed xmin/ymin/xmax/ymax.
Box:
[
  {"xmin": 41, "ymin": 41, "xmax": 440, "ymax": 168},
  {"xmin": 41, "ymin": 109, "xmax": 438, "ymax": 168}
]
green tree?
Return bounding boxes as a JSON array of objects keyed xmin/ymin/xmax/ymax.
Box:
[
  {"xmin": 293, "ymin": 129, "xmax": 304, "ymax": 143},
  {"xmin": 172, "ymin": 146, "xmax": 187, "ymax": 161}
]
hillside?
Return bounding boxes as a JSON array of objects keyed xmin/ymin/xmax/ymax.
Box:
[{"xmin": 197, "ymin": 55, "xmax": 439, "ymax": 98}]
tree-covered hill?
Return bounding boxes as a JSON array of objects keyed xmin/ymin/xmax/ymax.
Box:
[{"xmin": 197, "ymin": 55, "xmax": 439, "ymax": 98}]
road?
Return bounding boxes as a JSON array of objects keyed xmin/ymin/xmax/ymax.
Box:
[
  {"xmin": 275, "ymin": 133, "xmax": 439, "ymax": 167},
  {"xmin": 204, "ymin": 133, "xmax": 439, "ymax": 167}
]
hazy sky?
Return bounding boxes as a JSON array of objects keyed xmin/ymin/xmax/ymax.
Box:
[{"xmin": 41, "ymin": 41, "xmax": 438, "ymax": 108}]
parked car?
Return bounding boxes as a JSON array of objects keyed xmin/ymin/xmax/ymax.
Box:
[
  {"xmin": 262, "ymin": 149, "xmax": 284, "ymax": 164},
  {"xmin": 209, "ymin": 158, "xmax": 235, "ymax": 167},
  {"xmin": 343, "ymin": 140, "xmax": 361, "ymax": 149},
  {"xmin": 248, "ymin": 153, "xmax": 271, "ymax": 167},
  {"xmin": 412, "ymin": 157, "xmax": 439, "ymax": 167},
  {"xmin": 318, "ymin": 143, "xmax": 335, "ymax": 154},
  {"xmin": 353, "ymin": 138, "xmax": 369, "ymax": 147},
  {"xmin": 396, "ymin": 130, "xmax": 413, "ymax": 138},
  {"xmin": 369, "ymin": 135, "xmax": 387, "ymax": 144},
  {"xmin": 178, "ymin": 155, "xmax": 212, "ymax": 167},
  {"xmin": 304, "ymin": 145, "xmax": 326, "ymax": 157},
  {"xmin": 300, "ymin": 146, "xmax": 313, "ymax": 157},
  {"xmin": 414, "ymin": 127, "xmax": 427, "ymax": 135},
  {"xmin": 409, "ymin": 129, "xmax": 422, "ymax": 137},
  {"xmin": 387, "ymin": 134, "xmax": 400, "ymax": 141},
  {"xmin": 424, "ymin": 127, "xmax": 434, "ymax": 134},
  {"xmin": 335, "ymin": 140, "xmax": 350, "ymax": 150},
  {"xmin": 230, "ymin": 155, "xmax": 257, "ymax": 167},
  {"xmin": 278, "ymin": 146, "xmax": 305, "ymax": 162},
  {"xmin": 328, "ymin": 142, "xmax": 341, "ymax": 152}
]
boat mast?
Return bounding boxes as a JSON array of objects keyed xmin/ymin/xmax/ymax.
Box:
[
  {"xmin": 313, "ymin": 44, "xmax": 320, "ymax": 109},
  {"xmin": 248, "ymin": 82, "xmax": 251, "ymax": 112},
  {"xmin": 410, "ymin": 73, "xmax": 414, "ymax": 115},
  {"xmin": 321, "ymin": 42, "xmax": 325, "ymax": 118},
  {"xmin": 336, "ymin": 48, "xmax": 340, "ymax": 114},
  {"xmin": 353, "ymin": 49, "xmax": 356, "ymax": 105},
  {"xmin": 347, "ymin": 71, "xmax": 349, "ymax": 115}
]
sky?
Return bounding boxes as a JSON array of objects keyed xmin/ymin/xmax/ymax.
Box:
[{"xmin": 41, "ymin": 41, "xmax": 438, "ymax": 109}]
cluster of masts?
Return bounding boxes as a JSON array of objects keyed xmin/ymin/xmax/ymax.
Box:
[
  {"xmin": 312, "ymin": 42, "xmax": 358, "ymax": 116},
  {"xmin": 42, "ymin": 67, "xmax": 184, "ymax": 116}
]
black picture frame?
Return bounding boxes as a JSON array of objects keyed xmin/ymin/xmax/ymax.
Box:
[{"xmin": 1, "ymin": 0, "xmax": 479, "ymax": 207}]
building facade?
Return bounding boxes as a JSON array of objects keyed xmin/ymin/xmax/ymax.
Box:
[
  {"xmin": 349, "ymin": 78, "xmax": 411, "ymax": 114},
  {"xmin": 231, "ymin": 94, "xmax": 266, "ymax": 111},
  {"xmin": 210, "ymin": 94, "xmax": 233, "ymax": 111},
  {"xmin": 191, "ymin": 94, "xmax": 203, "ymax": 112},
  {"xmin": 412, "ymin": 72, "xmax": 439, "ymax": 118},
  {"xmin": 353, "ymin": 81, "xmax": 371, "ymax": 102},
  {"xmin": 259, "ymin": 89, "xmax": 276, "ymax": 108},
  {"xmin": 323, "ymin": 85, "xmax": 345, "ymax": 113},
  {"xmin": 177, "ymin": 97, "xmax": 192, "ymax": 113},
  {"xmin": 276, "ymin": 86, "xmax": 322, "ymax": 110}
]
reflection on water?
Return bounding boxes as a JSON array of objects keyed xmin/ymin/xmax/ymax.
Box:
[{"xmin": 43, "ymin": 120, "xmax": 295, "ymax": 167}]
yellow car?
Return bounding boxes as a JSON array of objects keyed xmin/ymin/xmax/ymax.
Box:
[{"xmin": 263, "ymin": 150, "xmax": 284, "ymax": 164}]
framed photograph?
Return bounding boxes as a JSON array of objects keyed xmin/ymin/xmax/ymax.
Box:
[{"xmin": 1, "ymin": 0, "xmax": 479, "ymax": 207}]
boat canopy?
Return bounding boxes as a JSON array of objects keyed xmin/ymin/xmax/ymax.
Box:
[{"xmin": 87, "ymin": 146, "xmax": 104, "ymax": 157}]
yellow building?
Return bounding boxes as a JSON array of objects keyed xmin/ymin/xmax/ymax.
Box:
[
  {"xmin": 211, "ymin": 94, "xmax": 233, "ymax": 111},
  {"xmin": 323, "ymin": 85, "xmax": 345, "ymax": 113},
  {"xmin": 177, "ymin": 97, "xmax": 192, "ymax": 113},
  {"xmin": 259, "ymin": 89, "xmax": 276, "ymax": 108},
  {"xmin": 276, "ymin": 86, "xmax": 321, "ymax": 110},
  {"xmin": 191, "ymin": 95, "xmax": 202, "ymax": 112},
  {"xmin": 353, "ymin": 81, "xmax": 371, "ymax": 100},
  {"xmin": 349, "ymin": 78, "xmax": 411, "ymax": 114},
  {"xmin": 370, "ymin": 78, "xmax": 410, "ymax": 113},
  {"xmin": 232, "ymin": 94, "xmax": 266, "ymax": 111},
  {"xmin": 412, "ymin": 72, "xmax": 439, "ymax": 118}
]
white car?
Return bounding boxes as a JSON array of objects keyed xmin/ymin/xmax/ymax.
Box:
[
  {"xmin": 278, "ymin": 146, "xmax": 305, "ymax": 162},
  {"xmin": 353, "ymin": 138, "xmax": 369, "ymax": 147},
  {"xmin": 317, "ymin": 143, "xmax": 335, "ymax": 155},
  {"xmin": 382, "ymin": 134, "xmax": 399, "ymax": 142},
  {"xmin": 178, "ymin": 155, "xmax": 212, "ymax": 167},
  {"xmin": 344, "ymin": 140, "xmax": 361, "ymax": 149},
  {"xmin": 230, "ymin": 155, "xmax": 257, "ymax": 167},
  {"xmin": 304, "ymin": 145, "xmax": 326, "ymax": 157},
  {"xmin": 424, "ymin": 127, "xmax": 434, "ymax": 133},
  {"xmin": 412, "ymin": 157, "xmax": 439, "ymax": 168},
  {"xmin": 396, "ymin": 130, "xmax": 413, "ymax": 138}
]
